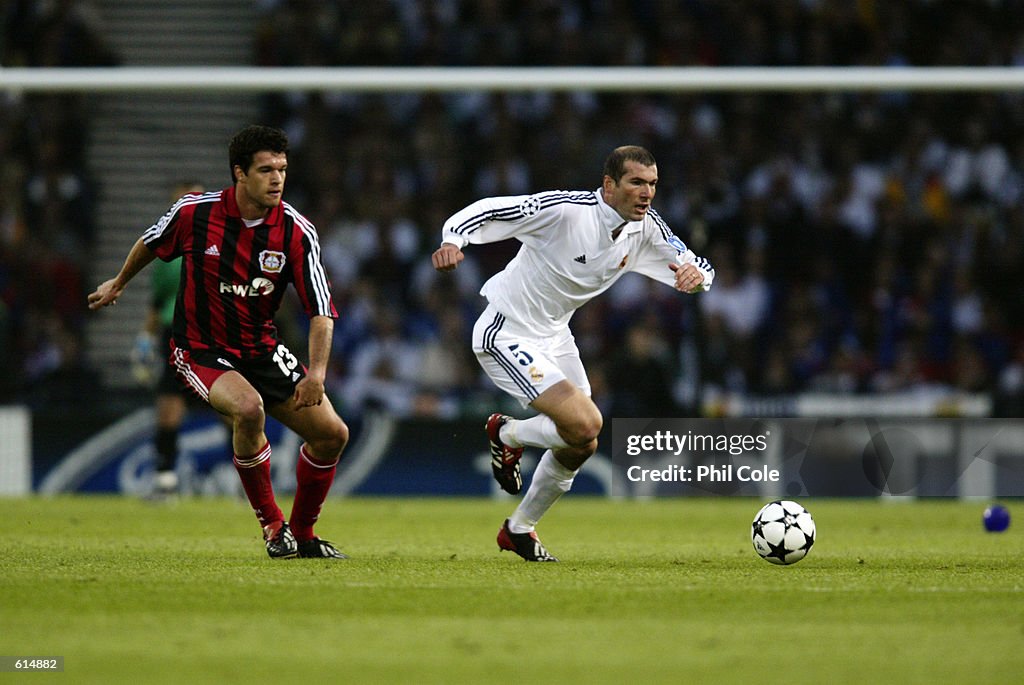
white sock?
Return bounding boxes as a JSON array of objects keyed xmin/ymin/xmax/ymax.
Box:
[
  {"xmin": 501, "ymin": 414, "xmax": 568, "ymax": 449},
  {"xmin": 508, "ymin": 450, "xmax": 577, "ymax": 533}
]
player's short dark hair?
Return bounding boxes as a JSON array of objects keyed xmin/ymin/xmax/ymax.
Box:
[
  {"xmin": 228, "ymin": 125, "xmax": 289, "ymax": 182},
  {"xmin": 603, "ymin": 145, "xmax": 657, "ymax": 182}
]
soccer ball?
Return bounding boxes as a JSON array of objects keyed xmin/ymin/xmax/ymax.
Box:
[{"xmin": 751, "ymin": 500, "xmax": 816, "ymax": 565}]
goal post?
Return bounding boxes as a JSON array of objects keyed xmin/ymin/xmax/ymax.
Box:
[{"xmin": 2, "ymin": 66, "xmax": 1024, "ymax": 93}]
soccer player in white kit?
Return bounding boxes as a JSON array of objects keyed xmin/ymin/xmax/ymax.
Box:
[{"xmin": 432, "ymin": 146, "xmax": 714, "ymax": 561}]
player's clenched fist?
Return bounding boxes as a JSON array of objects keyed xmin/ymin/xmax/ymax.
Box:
[
  {"xmin": 669, "ymin": 262, "xmax": 705, "ymax": 294},
  {"xmin": 432, "ymin": 243, "xmax": 464, "ymax": 272}
]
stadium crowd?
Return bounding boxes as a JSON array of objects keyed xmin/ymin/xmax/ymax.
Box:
[
  {"xmin": 252, "ymin": 0, "xmax": 1024, "ymax": 418},
  {"xmin": 1, "ymin": 0, "xmax": 118, "ymax": 406},
  {"xmin": 5, "ymin": 0, "xmax": 1024, "ymax": 418}
]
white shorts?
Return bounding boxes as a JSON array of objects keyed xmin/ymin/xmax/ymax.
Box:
[{"xmin": 472, "ymin": 304, "xmax": 590, "ymax": 408}]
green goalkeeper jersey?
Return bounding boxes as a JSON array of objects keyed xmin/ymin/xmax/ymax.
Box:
[{"xmin": 151, "ymin": 257, "xmax": 180, "ymax": 328}]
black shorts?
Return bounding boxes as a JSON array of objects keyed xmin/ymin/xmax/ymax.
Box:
[
  {"xmin": 157, "ymin": 327, "xmax": 185, "ymax": 395},
  {"xmin": 170, "ymin": 341, "xmax": 308, "ymax": 408}
]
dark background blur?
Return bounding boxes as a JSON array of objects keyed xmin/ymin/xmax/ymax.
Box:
[{"xmin": 3, "ymin": 0, "xmax": 1024, "ymax": 438}]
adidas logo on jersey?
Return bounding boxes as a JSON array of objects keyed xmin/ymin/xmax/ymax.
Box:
[
  {"xmin": 574, "ymin": 254, "xmax": 587, "ymax": 264},
  {"xmin": 205, "ymin": 244, "xmax": 221, "ymax": 256}
]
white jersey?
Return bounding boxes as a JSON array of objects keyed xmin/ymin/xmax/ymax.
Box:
[{"xmin": 442, "ymin": 188, "xmax": 714, "ymax": 338}]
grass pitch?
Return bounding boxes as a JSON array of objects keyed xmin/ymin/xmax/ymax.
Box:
[{"xmin": 1, "ymin": 496, "xmax": 1021, "ymax": 684}]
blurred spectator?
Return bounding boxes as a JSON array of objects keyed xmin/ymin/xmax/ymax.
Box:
[
  {"xmin": 24, "ymin": 137, "xmax": 96, "ymax": 252},
  {"xmin": 606, "ymin": 319, "xmax": 680, "ymax": 417},
  {"xmin": 412, "ymin": 306, "xmax": 482, "ymax": 418},
  {"xmin": 5, "ymin": 0, "xmax": 118, "ymax": 67},
  {"xmin": 699, "ymin": 243, "xmax": 771, "ymax": 388},
  {"xmin": 337, "ymin": 308, "xmax": 421, "ymax": 417},
  {"xmin": 996, "ymin": 341, "xmax": 1024, "ymax": 416},
  {"xmin": 0, "ymin": 0, "xmax": 118, "ymax": 404}
]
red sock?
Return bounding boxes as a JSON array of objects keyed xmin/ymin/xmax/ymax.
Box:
[
  {"xmin": 233, "ymin": 442, "xmax": 282, "ymax": 527},
  {"xmin": 289, "ymin": 445, "xmax": 338, "ymax": 541}
]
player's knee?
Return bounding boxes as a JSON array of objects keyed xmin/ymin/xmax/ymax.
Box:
[
  {"xmin": 309, "ymin": 417, "xmax": 349, "ymax": 461},
  {"xmin": 580, "ymin": 405, "xmax": 603, "ymax": 442},
  {"xmin": 232, "ymin": 395, "xmax": 265, "ymax": 433},
  {"xmin": 562, "ymin": 409, "xmax": 603, "ymax": 448},
  {"xmin": 329, "ymin": 418, "xmax": 350, "ymax": 456}
]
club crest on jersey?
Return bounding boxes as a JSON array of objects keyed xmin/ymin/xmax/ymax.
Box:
[{"xmin": 259, "ymin": 250, "xmax": 286, "ymax": 274}]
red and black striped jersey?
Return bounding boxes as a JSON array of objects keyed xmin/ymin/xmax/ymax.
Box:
[{"xmin": 142, "ymin": 186, "xmax": 337, "ymax": 358}]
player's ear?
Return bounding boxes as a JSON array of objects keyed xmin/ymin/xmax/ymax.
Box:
[{"xmin": 233, "ymin": 164, "xmax": 246, "ymax": 183}]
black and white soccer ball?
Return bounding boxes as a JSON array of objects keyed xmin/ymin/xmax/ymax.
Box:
[{"xmin": 751, "ymin": 500, "xmax": 816, "ymax": 565}]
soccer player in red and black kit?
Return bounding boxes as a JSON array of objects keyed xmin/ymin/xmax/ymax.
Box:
[{"xmin": 89, "ymin": 125, "xmax": 349, "ymax": 559}]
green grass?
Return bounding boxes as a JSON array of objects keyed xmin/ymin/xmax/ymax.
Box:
[{"xmin": 1, "ymin": 496, "xmax": 1021, "ymax": 684}]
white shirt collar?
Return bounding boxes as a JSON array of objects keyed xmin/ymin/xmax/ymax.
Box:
[{"xmin": 595, "ymin": 187, "xmax": 643, "ymax": 237}]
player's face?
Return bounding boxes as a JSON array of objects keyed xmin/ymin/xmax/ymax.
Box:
[
  {"xmin": 603, "ymin": 161, "xmax": 657, "ymax": 222},
  {"xmin": 235, "ymin": 150, "xmax": 287, "ymax": 211}
]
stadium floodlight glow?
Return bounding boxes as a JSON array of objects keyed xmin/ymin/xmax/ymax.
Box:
[{"xmin": 1, "ymin": 66, "xmax": 1024, "ymax": 93}]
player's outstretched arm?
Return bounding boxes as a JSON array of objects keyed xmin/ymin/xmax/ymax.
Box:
[
  {"xmin": 87, "ymin": 238, "xmax": 157, "ymax": 310},
  {"xmin": 432, "ymin": 242, "xmax": 464, "ymax": 272}
]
